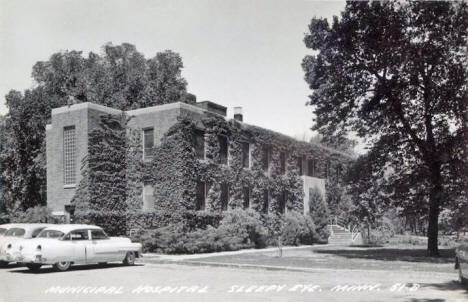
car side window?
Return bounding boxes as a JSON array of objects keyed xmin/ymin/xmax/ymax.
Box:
[
  {"xmin": 70, "ymin": 230, "xmax": 89, "ymax": 241},
  {"xmin": 31, "ymin": 228, "xmax": 46, "ymax": 238},
  {"xmin": 91, "ymin": 229, "xmax": 109, "ymax": 240}
]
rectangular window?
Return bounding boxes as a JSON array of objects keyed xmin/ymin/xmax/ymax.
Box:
[
  {"xmin": 241, "ymin": 142, "xmax": 250, "ymax": 168},
  {"xmin": 278, "ymin": 190, "xmax": 287, "ymax": 214},
  {"xmin": 218, "ymin": 135, "xmax": 228, "ymax": 165},
  {"xmin": 143, "ymin": 128, "xmax": 154, "ymax": 160},
  {"xmin": 220, "ymin": 183, "xmax": 229, "ymax": 211},
  {"xmin": 307, "ymin": 159, "xmax": 316, "ymax": 177},
  {"xmin": 243, "ymin": 187, "xmax": 250, "ymax": 209},
  {"xmin": 194, "ymin": 130, "xmax": 205, "ymax": 160},
  {"xmin": 262, "ymin": 145, "xmax": 271, "ymax": 172},
  {"xmin": 263, "ymin": 189, "xmax": 269, "ymax": 214},
  {"xmin": 63, "ymin": 126, "xmax": 76, "ymax": 186},
  {"xmin": 143, "ymin": 183, "xmax": 155, "ymax": 211},
  {"xmin": 298, "ymin": 156, "xmax": 303, "ymax": 175},
  {"xmin": 70, "ymin": 230, "xmax": 89, "ymax": 241},
  {"xmin": 336, "ymin": 164, "xmax": 342, "ymax": 179},
  {"xmin": 91, "ymin": 229, "xmax": 108, "ymax": 240},
  {"xmin": 196, "ymin": 181, "xmax": 206, "ymax": 210},
  {"xmin": 325, "ymin": 160, "xmax": 331, "ymax": 179},
  {"xmin": 280, "ymin": 152, "xmax": 286, "ymax": 174}
]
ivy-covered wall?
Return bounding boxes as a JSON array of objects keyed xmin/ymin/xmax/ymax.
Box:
[{"xmin": 70, "ymin": 107, "xmax": 352, "ymax": 236}]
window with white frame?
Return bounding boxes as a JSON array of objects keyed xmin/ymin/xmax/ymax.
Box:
[
  {"xmin": 142, "ymin": 183, "xmax": 155, "ymax": 211},
  {"xmin": 241, "ymin": 142, "xmax": 250, "ymax": 168},
  {"xmin": 280, "ymin": 152, "xmax": 287, "ymax": 174},
  {"xmin": 194, "ymin": 130, "xmax": 205, "ymax": 160},
  {"xmin": 262, "ymin": 189, "xmax": 269, "ymax": 214},
  {"xmin": 243, "ymin": 186, "xmax": 250, "ymax": 209},
  {"xmin": 218, "ymin": 135, "xmax": 228, "ymax": 165},
  {"xmin": 220, "ymin": 183, "xmax": 229, "ymax": 211},
  {"xmin": 143, "ymin": 128, "xmax": 154, "ymax": 160},
  {"xmin": 262, "ymin": 145, "xmax": 271, "ymax": 172},
  {"xmin": 196, "ymin": 181, "xmax": 210, "ymax": 210},
  {"xmin": 63, "ymin": 126, "xmax": 76, "ymax": 186},
  {"xmin": 278, "ymin": 190, "xmax": 287, "ymax": 214}
]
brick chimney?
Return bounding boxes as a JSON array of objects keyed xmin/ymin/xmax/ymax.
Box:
[{"xmin": 234, "ymin": 107, "xmax": 243, "ymax": 122}]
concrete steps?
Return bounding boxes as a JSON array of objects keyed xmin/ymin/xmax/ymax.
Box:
[{"xmin": 328, "ymin": 224, "xmax": 356, "ymax": 246}]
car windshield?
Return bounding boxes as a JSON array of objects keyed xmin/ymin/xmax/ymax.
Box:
[
  {"xmin": 5, "ymin": 228, "xmax": 26, "ymax": 237},
  {"xmin": 0, "ymin": 228, "xmax": 6, "ymax": 235},
  {"xmin": 37, "ymin": 230, "xmax": 64, "ymax": 239}
]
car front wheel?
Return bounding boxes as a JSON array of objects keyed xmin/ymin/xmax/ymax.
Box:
[
  {"xmin": 123, "ymin": 252, "xmax": 136, "ymax": 266},
  {"xmin": 26, "ymin": 263, "xmax": 42, "ymax": 272},
  {"xmin": 53, "ymin": 261, "xmax": 71, "ymax": 272}
]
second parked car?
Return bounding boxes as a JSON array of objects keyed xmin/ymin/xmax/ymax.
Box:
[
  {"xmin": 0, "ymin": 223, "xmax": 52, "ymax": 266},
  {"xmin": 16, "ymin": 224, "xmax": 142, "ymax": 272}
]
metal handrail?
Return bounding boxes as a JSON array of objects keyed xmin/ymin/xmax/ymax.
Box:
[
  {"xmin": 351, "ymin": 225, "xmax": 360, "ymax": 242},
  {"xmin": 329, "ymin": 216, "xmax": 361, "ymax": 242}
]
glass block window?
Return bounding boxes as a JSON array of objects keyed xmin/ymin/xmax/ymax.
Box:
[
  {"xmin": 143, "ymin": 128, "xmax": 154, "ymax": 160},
  {"xmin": 63, "ymin": 126, "xmax": 76, "ymax": 186}
]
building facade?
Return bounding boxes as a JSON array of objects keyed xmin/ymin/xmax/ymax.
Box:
[{"xmin": 46, "ymin": 100, "xmax": 351, "ymax": 224}]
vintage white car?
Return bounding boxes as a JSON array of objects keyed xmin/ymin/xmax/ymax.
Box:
[
  {"xmin": 0, "ymin": 223, "xmax": 52, "ymax": 266},
  {"xmin": 16, "ymin": 224, "xmax": 142, "ymax": 272}
]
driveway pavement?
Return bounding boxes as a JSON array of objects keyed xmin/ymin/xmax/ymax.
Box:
[{"xmin": 0, "ymin": 261, "xmax": 466, "ymax": 302}]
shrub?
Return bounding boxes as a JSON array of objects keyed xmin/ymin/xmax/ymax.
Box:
[
  {"xmin": 140, "ymin": 209, "xmax": 268, "ymax": 254},
  {"xmin": 216, "ymin": 208, "xmax": 268, "ymax": 249},
  {"xmin": 8, "ymin": 206, "xmax": 62, "ymax": 224},
  {"xmin": 365, "ymin": 218, "xmax": 395, "ymax": 245},
  {"xmin": 308, "ymin": 186, "xmax": 330, "ymax": 240},
  {"xmin": 281, "ymin": 211, "xmax": 317, "ymax": 245}
]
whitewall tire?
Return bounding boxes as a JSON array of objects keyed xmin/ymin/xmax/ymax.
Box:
[{"xmin": 53, "ymin": 261, "xmax": 71, "ymax": 272}]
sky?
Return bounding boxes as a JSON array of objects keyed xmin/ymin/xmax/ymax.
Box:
[{"xmin": 0, "ymin": 0, "xmax": 346, "ymax": 142}]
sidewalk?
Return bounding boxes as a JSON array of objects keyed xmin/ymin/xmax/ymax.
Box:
[{"xmin": 141, "ymin": 245, "xmax": 316, "ymax": 262}]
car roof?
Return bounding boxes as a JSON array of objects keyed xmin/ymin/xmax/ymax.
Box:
[
  {"xmin": 0, "ymin": 223, "xmax": 24, "ymax": 229},
  {"xmin": 1, "ymin": 223, "xmax": 53, "ymax": 229},
  {"xmin": 41, "ymin": 224, "xmax": 103, "ymax": 233}
]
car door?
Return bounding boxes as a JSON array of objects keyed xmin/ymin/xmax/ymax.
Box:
[
  {"xmin": 89, "ymin": 229, "xmax": 119, "ymax": 262},
  {"xmin": 66, "ymin": 229, "xmax": 89, "ymax": 264}
]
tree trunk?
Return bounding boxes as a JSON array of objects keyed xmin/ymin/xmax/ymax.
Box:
[{"xmin": 427, "ymin": 162, "xmax": 442, "ymax": 257}]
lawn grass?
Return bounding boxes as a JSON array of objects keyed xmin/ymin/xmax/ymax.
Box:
[{"xmin": 189, "ymin": 245, "xmax": 456, "ymax": 273}]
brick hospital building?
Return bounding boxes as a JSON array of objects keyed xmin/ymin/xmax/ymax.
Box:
[{"xmin": 46, "ymin": 100, "xmax": 351, "ymax": 221}]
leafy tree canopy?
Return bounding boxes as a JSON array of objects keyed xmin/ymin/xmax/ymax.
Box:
[
  {"xmin": 2, "ymin": 43, "xmax": 194, "ymax": 211},
  {"xmin": 303, "ymin": 1, "xmax": 468, "ymax": 256}
]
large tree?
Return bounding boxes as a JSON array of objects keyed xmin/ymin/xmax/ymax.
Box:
[
  {"xmin": 2, "ymin": 43, "xmax": 194, "ymax": 211},
  {"xmin": 302, "ymin": 1, "xmax": 468, "ymax": 255}
]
